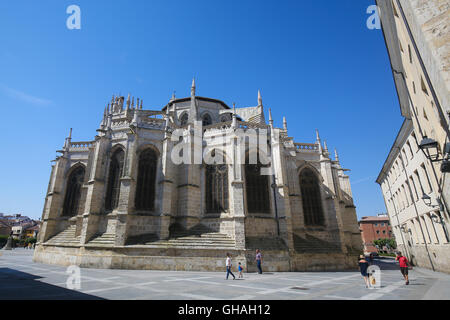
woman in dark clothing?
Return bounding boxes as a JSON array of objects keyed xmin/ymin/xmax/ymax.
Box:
[{"xmin": 359, "ymin": 255, "xmax": 370, "ymax": 288}]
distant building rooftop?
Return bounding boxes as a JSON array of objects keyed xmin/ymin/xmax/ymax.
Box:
[{"xmin": 359, "ymin": 216, "xmax": 390, "ymax": 223}]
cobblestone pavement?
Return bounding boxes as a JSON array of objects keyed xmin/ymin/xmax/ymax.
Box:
[{"xmin": 0, "ymin": 249, "xmax": 449, "ymax": 300}]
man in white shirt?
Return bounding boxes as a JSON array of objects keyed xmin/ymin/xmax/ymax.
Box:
[{"xmin": 226, "ymin": 253, "xmax": 236, "ymax": 280}]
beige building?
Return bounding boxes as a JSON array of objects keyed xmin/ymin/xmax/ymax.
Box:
[
  {"xmin": 376, "ymin": 0, "xmax": 450, "ymax": 272},
  {"xmin": 34, "ymin": 81, "xmax": 362, "ymax": 271},
  {"xmin": 377, "ymin": 120, "xmax": 450, "ymax": 272}
]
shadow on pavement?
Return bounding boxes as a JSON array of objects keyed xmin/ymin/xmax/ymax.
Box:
[{"xmin": 0, "ymin": 268, "xmax": 104, "ymax": 300}]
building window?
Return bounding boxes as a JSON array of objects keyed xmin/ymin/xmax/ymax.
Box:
[
  {"xmin": 105, "ymin": 148, "xmax": 125, "ymax": 211},
  {"xmin": 408, "ymin": 45, "xmax": 412, "ymax": 64},
  {"xmin": 135, "ymin": 148, "xmax": 158, "ymax": 211},
  {"xmin": 299, "ymin": 168, "xmax": 325, "ymax": 226},
  {"xmin": 205, "ymin": 164, "xmax": 229, "ymax": 213},
  {"xmin": 406, "ymin": 141, "xmax": 413, "ymax": 159},
  {"xmin": 245, "ymin": 153, "xmax": 271, "ymax": 214},
  {"xmin": 202, "ymin": 114, "xmax": 212, "ymax": 126},
  {"xmin": 180, "ymin": 113, "xmax": 188, "ymax": 126},
  {"xmin": 62, "ymin": 165, "xmax": 85, "ymax": 217},
  {"xmin": 421, "ymin": 164, "xmax": 433, "ymax": 194},
  {"xmin": 421, "ymin": 77, "xmax": 428, "ymax": 95},
  {"xmin": 392, "ymin": 0, "xmax": 399, "ymax": 17}
]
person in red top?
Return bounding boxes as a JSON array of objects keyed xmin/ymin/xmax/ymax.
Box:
[{"xmin": 395, "ymin": 252, "xmax": 410, "ymax": 285}]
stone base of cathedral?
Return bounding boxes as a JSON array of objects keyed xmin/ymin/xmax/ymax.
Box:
[{"xmin": 33, "ymin": 244, "xmax": 359, "ymax": 272}]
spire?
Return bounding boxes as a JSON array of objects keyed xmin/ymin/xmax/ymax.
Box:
[
  {"xmin": 131, "ymin": 97, "xmax": 135, "ymax": 109},
  {"xmin": 64, "ymin": 128, "xmax": 73, "ymax": 150},
  {"xmin": 323, "ymin": 140, "xmax": 329, "ymax": 155},
  {"xmin": 316, "ymin": 129, "xmax": 323, "ymax": 153},
  {"xmin": 335, "ymin": 148, "xmax": 340, "ymax": 163},
  {"xmin": 232, "ymin": 103, "xmax": 237, "ymax": 129},
  {"xmin": 140, "ymin": 99, "xmax": 143, "ymax": 110},
  {"xmin": 191, "ymin": 78, "xmax": 196, "ymax": 97},
  {"xmin": 170, "ymin": 91, "xmax": 176, "ymax": 102},
  {"xmin": 136, "ymin": 98, "xmax": 140, "ymax": 110},
  {"xmin": 258, "ymin": 90, "xmax": 263, "ymax": 106},
  {"xmin": 164, "ymin": 103, "xmax": 170, "ymax": 129},
  {"xmin": 268, "ymin": 108, "xmax": 273, "ymax": 126},
  {"xmin": 126, "ymin": 94, "xmax": 131, "ymax": 109},
  {"xmin": 283, "ymin": 116, "xmax": 287, "ymax": 131},
  {"xmin": 188, "ymin": 79, "xmax": 198, "ymax": 123}
]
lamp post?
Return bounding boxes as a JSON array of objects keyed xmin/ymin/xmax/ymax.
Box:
[
  {"xmin": 421, "ymin": 194, "xmax": 450, "ymax": 243},
  {"xmin": 418, "ymin": 136, "xmax": 450, "ymax": 172}
]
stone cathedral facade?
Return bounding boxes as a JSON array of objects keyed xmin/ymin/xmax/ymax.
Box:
[{"xmin": 34, "ymin": 81, "xmax": 362, "ymax": 271}]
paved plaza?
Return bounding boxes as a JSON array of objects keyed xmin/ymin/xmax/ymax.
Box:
[{"xmin": 0, "ymin": 249, "xmax": 449, "ymax": 300}]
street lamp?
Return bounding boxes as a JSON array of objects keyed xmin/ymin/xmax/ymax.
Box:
[
  {"xmin": 419, "ymin": 136, "xmax": 439, "ymax": 161},
  {"xmin": 430, "ymin": 213, "xmax": 441, "ymax": 224},
  {"xmin": 418, "ymin": 136, "xmax": 450, "ymax": 172},
  {"xmin": 421, "ymin": 193, "xmax": 445, "ymax": 212},
  {"xmin": 421, "ymin": 193, "xmax": 433, "ymax": 207}
]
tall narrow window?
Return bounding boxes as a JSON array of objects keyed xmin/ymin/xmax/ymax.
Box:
[
  {"xmin": 180, "ymin": 113, "xmax": 189, "ymax": 126},
  {"xmin": 408, "ymin": 45, "xmax": 412, "ymax": 63},
  {"xmin": 245, "ymin": 153, "xmax": 271, "ymax": 214},
  {"xmin": 135, "ymin": 148, "xmax": 158, "ymax": 211},
  {"xmin": 300, "ymin": 168, "xmax": 325, "ymax": 226},
  {"xmin": 105, "ymin": 148, "xmax": 125, "ymax": 211},
  {"xmin": 206, "ymin": 164, "xmax": 229, "ymax": 213},
  {"xmin": 421, "ymin": 77, "xmax": 428, "ymax": 95},
  {"xmin": 62, "ymin": 166, "xmax": 85, "ymax": 217},
  {"xmin": 202, "ymin": 114, "xmax": 212, "ymax": 126}
]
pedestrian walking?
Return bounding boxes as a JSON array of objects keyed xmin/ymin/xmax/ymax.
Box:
[
  {"xmin": 238, "ymin": 262, "xmax": 243, "ymax": 279},
  {"xmin": 225, "ymin": 253, "xmax": 236, "ymax": 280},
  {"xmin": 255, "ymin": 249, "xmax": 262, "ymax": 274},
  {"xmin": 358, "ymin": 255, "xmax": 370, "ymax": 288},
  {"xmin": 395, "ymin": 252, "xmax": 410, "ymax": 285},
  {"xmin": 368, "ymin": 253, "xmax": 374, "ymax": 265}
]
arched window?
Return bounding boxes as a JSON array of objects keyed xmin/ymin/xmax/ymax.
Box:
[
  {"xmin": 245, "ymin": 153, "xmax": 271, "ymax": 214},
  {"xmin": 299, "ymin": 168, "xmax": 325, "ymax": 226},
  {"xmin": 180, "ymin": 113, "xmax": 188, "ymax": 126},
  {"xmin": 62, "ymin": 165, "xmax": 85, "ymax": 217},
  {"xmin": 202, "ymin": 113, "xmax": 212, "ymax": 126},
  {"xmin": 135, "ymin": 148, "xmax": 158, "ymax": 211},
  {"xmin": 206, "ymin": 163, "xmax": 229, "ymax": 213},
  {"xmin": 105, "ymin": 148, "xmax": 125, "ymax": 211}
]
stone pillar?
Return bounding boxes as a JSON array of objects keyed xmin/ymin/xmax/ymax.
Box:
[
  {"xmin": 270, "ymin": 128, "xmax": 294, "ymax": 249},
  {"xmin": 80, "ymin": 136, "xmax": 109, "ymax": 244},
  {"xmin": 39, "ymin": 155, "xmax": 69, "ymax": 243},
  {"xmin": 229, "ymin": 134, "xmax": 246, "ymax": 249},
  {"xmin": 114, "ymin": 132, "xmax": 138, "ymax": 246},
  {"xmin": 159, "ymin": 130, "xmax": 175, "ymax": 240},
  {"xmin": 325, "ymin": 162, "xmax": 347, "ymax": 254},
  {"xmin": 176, "ymin": 126, "xmax": 202, "ymax": 229}
]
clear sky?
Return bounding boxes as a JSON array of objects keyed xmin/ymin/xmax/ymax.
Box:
[{"xmin": 0, "ymin": 0, "xmax": 404, "ymax": 220}]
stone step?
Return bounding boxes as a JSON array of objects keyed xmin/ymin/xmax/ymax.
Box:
[
  {"xmin": 145, "ymin": 242, "xmax": 236, "ymax": 248},
  {"xmin": 168, "ymin": 236, "xmax": 234, "ymax": 241},
  {"xmin": 88, "ymin": 233, "xmax": 115, "ymax": 244},
  {"xmin": 46, "ymin": 226, "xmax": 79, "ymax": 245},
  {"xmin": 293, "ymin": 234, "xmax": 341, "ymax": 253}
]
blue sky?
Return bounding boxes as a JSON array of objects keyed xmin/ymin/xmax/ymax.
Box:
[{"xmin": 0, "ymin": 0, "xmax": 403, "ymax": 220}]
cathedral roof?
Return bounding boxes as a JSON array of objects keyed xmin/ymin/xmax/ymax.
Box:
[{"xmin": 162, "ymin": 96, "xmax": 231, "ymax": 111}]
